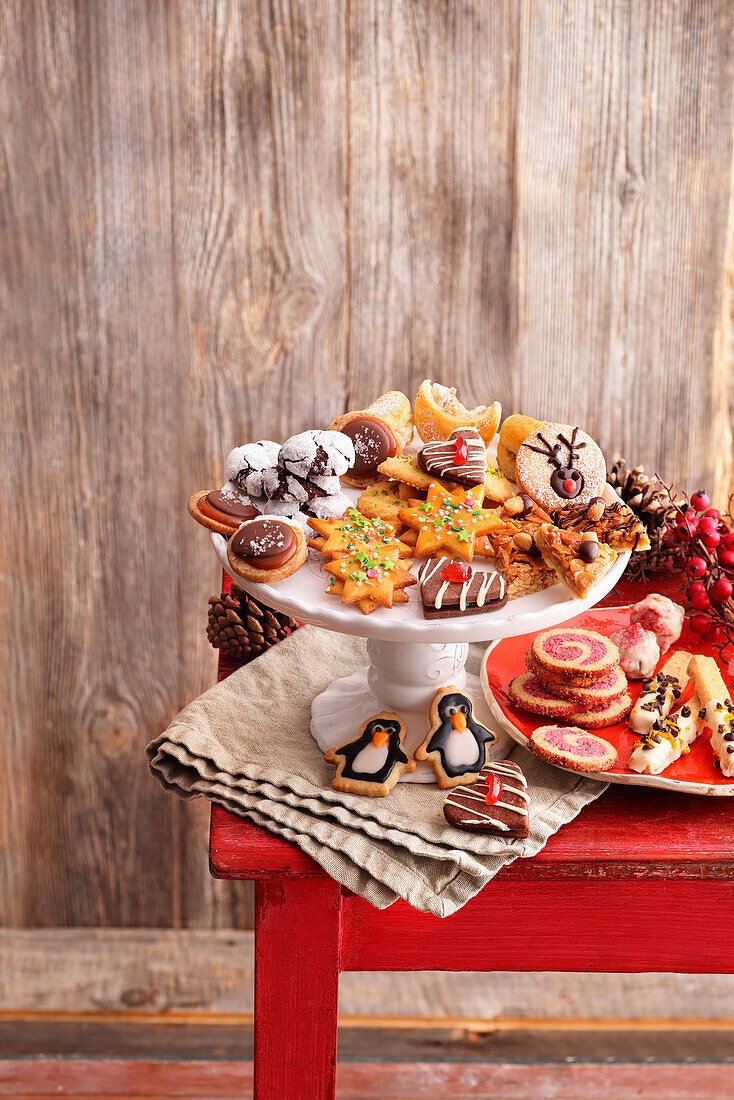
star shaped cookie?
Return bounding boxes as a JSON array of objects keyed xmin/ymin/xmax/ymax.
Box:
[
  {"xmin": 307, "ymin": 508, "xmax": 410, "ymax": 558},
  {"xmin": 323, "ymin": 545, "xmax": 416, "ymax": 611},
  {"xmin": 398, "ymin": 482, "xmax": 501, "ymax": 562}
]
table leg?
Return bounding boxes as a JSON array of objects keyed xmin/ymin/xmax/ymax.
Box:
[{"xmin": 254, "ymin": 878, "xmax": 342, "ymax": 1100}]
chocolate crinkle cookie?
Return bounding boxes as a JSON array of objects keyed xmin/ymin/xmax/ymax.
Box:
[
  {"xmin": 279, "ymin": 430, "xmax": 354, "ymax": 479},
  {"xmin": 224, "ymin": 440, "xmax": 280, "ymax": 497}
]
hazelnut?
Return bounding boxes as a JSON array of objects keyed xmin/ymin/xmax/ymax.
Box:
[
  {"xmin": 581, "ymin": 530, "xmax": 598, "ymax": 543},
  {"xmin": 504, "ymin": 496, "xmax": 524, "ymax": 516},
  {"xmin": 587, "ymin": 498, "xmax": 606, "ymax": 523},
  {"xmin": 513, "ymin": 531, "xmax": 534, "ymax": 552}
]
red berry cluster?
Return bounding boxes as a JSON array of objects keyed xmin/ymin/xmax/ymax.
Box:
[{"xmin": 666, "ymin": 485, "xmax": 734, "ymax": 651}]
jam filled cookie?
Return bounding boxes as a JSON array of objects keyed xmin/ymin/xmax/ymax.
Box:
[
  {"xmin": 515, "ymin": 423, "xmax": 607, "ymax": 512},
  {"xmin": 227, "ymin": 516, "xmax": 307, "ymax": 583},
  {"xmin": 325, "ymin": 712, "xmax": 415, "ymax": 796},
  {"xmin": 528, "ymin": 725, "xmax": 618, "ymax": 773},
  {"xmin": 530, "ymin": 628, "xmax": 620, "ymax": 681},
  {"xmin": 188, "ymin": 488, "xmax": 261, "ymax": 536},
  {"xmin": 415, "ymin": 686, "xmax": 497, "ymax": 788},
  {"xmin": 417, "ymin": 558, "xmax": 507, "ymax": 619},
  {"xmin": 443, "ymin": 760, "xmax": 529, "ymax": 837},
  {"xmin": 414, "ymin": 380, "xmax": 501, "ymax": 444},
  {"xmin": 224, "ymin": 440, "xmax": 281, "ymax": 498},
  {"xmin": 418, "ymin": 427, "xmax": 488, "ymax": 488}
]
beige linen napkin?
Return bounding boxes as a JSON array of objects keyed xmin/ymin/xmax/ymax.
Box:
[{"xmin": 147, "ymin": 626, "xmax": 607, "ymax": 916}]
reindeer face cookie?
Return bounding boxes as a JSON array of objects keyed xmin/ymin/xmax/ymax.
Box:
[{"xmin": 515, "ymin": 423, "xmax": 606, "ymax": 512}]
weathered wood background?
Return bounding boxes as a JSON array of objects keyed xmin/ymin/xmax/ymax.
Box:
[{"xmin": 0, "ymin": 0, "xmax": 732, "ymax": 986}]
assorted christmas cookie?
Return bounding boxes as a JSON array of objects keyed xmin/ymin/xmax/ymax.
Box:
[
  {"xmin": 418, "ymin": 427, "xmax": 488, "ymax": 488},
  {"xmin": 413, "ymin": 379, "xmax": 501, "ymax": 444},
  {"xmin": 188, "ymin": 487, "xmax": 261, "ymax": 536},
  {"xmin": 356, "ymin": 480, "xmax": 405, "ymax": 523},
  {"xmin": 325, "ymin": 712, "xmax": 415, "ymax": 796},
  {"xmin": 322, "ymin": 543, "xmax": 416, "ymax": 614},
  {"xmin": 611, "ymin": 623, "xmax": 660, "ymax": 679},
  {"xmin": 491, "ymin": 533, "xmax": 557, "ymax": 600},
  {"xmin": 530, "ymin": 628, "xmax": 620, "ymax": 682},
  {"xmin": 515, "ymin": 423, "xmax": 607, "ymax": 512},
  {"xmin": 279, "ymin": 429, "xmax": 354, "ymax": 479},
  {"xmin": 508, "ymin": 673, "xmax": 577, "ymax": 718},
  {"xmin": 627, "ymin": 697, "xmax": 701, "ymax": 775},
  {"xmin": 329, "ymin": 392, "xmax": 412, "ymax": 485},
  {"xmin": 552, "ymin": 498, "xmax": 650, "ymax": 552},
  {"xmin": 687, "ymin": 655, "xmax": 734, "ymax": 777},
  {"xmin": 417, "ymin": 557, "xmax": 507, "ymax": 619},
  {"xmin": 496, "ymin": 414, "xmax": 543, "ymax": 482},
  {"xmin": 225, "ymin": 440, "xmax": 281, "ymax": 498},
  {"xmin": 534, "ymin": 524, "xmax": 617, "ymax": 600},
  {"xmin": 442, "ymin": 760, "xmax": 530, "ymax": 837},
  {"xmin": 398, "ymin": 482, "xmax": 501, "ymax": 563},
  {"xmin": 629, "ymin": 594, "xmax": 684, "ymax": 654},
  {"xmin": 414, "ymin": 686, "xmax": 497, "ymax": 788},
  {"xmin": 528, "ymin": 725, "xmax": 618, "ymax": 773},
  {"xmin": 628, "ymin": 650, "xmax": 691, "ymax": 734},
  {"xmin": 561, "ymin": 692, "xmax": 632, "ymax": 729},
  {"xmin": 227, "ymin": 516, "xmax": 307, "ymax": 583},
  {"xmin": 530, "ymin": 663, "xmax": 628, "ymax": 709}
]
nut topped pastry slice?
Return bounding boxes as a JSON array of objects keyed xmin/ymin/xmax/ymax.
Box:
[
  {"xmin": 534, "ymin": 523, "xmax": 617, "ymax": 600},
  {"xmin": 552, "ymin": 497, "xmax": 650, "ymax": 552}
]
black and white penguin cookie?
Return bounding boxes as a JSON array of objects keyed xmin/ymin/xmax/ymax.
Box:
[
  {"xmin": 279, "ymin": 430, "xmax": 355, "ymax": 479},
  {"xmin": 414, "ymin": 686, "xmax": 497, "ymax": 789},
  {"xmin": 224, "ymin": 440, "xmax": 281, "ymax": 498},
  {"xmin": 324, "ymin": 712, "xmax": 415, "ymax": 796}
]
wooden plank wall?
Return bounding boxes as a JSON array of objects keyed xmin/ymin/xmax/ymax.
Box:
[{"xmin": 0, "ymin": 0, "xmax": 731, "ymax": 941}]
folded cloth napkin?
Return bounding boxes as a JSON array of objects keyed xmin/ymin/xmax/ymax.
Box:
[{"xmin": 147, "ymin": 625, "xmax": 608, "ymax": 917}]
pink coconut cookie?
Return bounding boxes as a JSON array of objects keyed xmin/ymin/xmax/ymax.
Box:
[
  {"xmin": 528, "ymin": 725, "xmax": 618, "ymax": 772},
  {"xmin": 611, "ymin": 622, "xmax": 660, "ymax": 679},
  {"xmin": 530, "ymin": 628, "xmax": 620, "ymax": 682},
  {"xmin": 630, "ymin": 594, "xmax": 684, "ymax": 654},
  {"xmin": 508, "ymin": 673, "xmax": 577, "ymax": 718}
]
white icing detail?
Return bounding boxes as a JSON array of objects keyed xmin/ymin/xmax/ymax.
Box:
[
  {"xmin": 629, "ymin": 676, "xmax": 676, "ymax": 735},
  {"xmin": 705, "ymin": 701, "xmax": 734, "ymax": 777},
  {"xmin": 351, "ymin": 743, "xmax": 389, "ymax": 775},
  {"xmin": 436, "ymin": 581, "xmax": 449, "ymax": 610},
  {"xmin": 444, "ymin": 731, "xmax": 482, "ymax": 770},
  {"xmin": 628, "ymin": 706, "xmax": 700, "ymax": 775}
]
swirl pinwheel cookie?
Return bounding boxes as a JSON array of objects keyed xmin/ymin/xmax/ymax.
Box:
[
  {"xmin": 515, "ymin": 423, "xmax": 607, "ymax": 512},
  {"xmin": 509, "ymin": 673, "xmax": 578, "ymax": 718},
  {"xmin": 529, "ymin": 725, "xmax": 618, "ymax": 773},
  {"xmin": 531, "ymin": 628, "xmax": 620, "ymax": 682}
]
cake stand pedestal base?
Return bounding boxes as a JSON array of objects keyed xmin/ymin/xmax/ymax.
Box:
[{"xmin": 310, "ymin": 638, "xmax": 512, "ymax": 783}]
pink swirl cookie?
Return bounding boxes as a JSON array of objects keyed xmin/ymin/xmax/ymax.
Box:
[
  {"xmin": 529, "ymin": 725, "xmax": 618, "ymax": 772},
  {"xmin": 530, "ymin": 628, "xmax": 620, "ymax": 681},
  {"xmin": 564, "ymin": 692, "xmax": 632, "ymax": 729},
  {"xmin": 536, "ymin": 664, "xmax": 628, "ymax": 708},
  {"xmin": 515, "ymin": 423, "xmax": 606, "ymax": 511},
  {"xmin": 508, "ymin": 673, "xmax": 577, "ymax": 718}
]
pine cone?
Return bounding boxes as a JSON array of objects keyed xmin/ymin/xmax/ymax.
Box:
[
  {"xmin": 206, "ymin": 587, "xmax": 298, "ymax": 661},
  {"xmin": 608, "ymin": 459, "xmax": 682, "ymax": 577}
]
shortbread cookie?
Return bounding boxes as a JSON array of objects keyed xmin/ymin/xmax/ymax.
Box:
[
  {"xmin": 508, "ymin": 673, "xmax": 578, "ymax": 718},
  {"xmin": 225, "ymin": 440, "xmax": 280, "ymax": 498},
  {"xmin": 415, "ymin": 686, "xmax": 497, "ymax": 788},
  {"xmin": 535, "ymin": 523, "xmax": 617, "ymax": 600},
  {"xmin": 417, "ymin": 557, "xmax": 507, "ymax": 619},
  {"xmin": 483, "ymin": 462, "xmax": 515, "ymax": 503},
  {"xmin": 443, "ymin": 760, "xmax": 529, "ymax": 837},
  {"xmin": 564, "ymin": 692, "xmax": 633, "ymax": 729},
  {"xmin": 325, "ymin": 712, "xmax": 415, "ymax": 796},
  {"xmin": 418, "ymin": 427, "xmax": 487, "ymax": 488},
  {"xmin": 399, "ymin": 482, "xmax": 501, "ymax": 563},
  {"xmin": 378, "ymin": 454, "xmax": 449, "ymax": 493},
  {"xmin": 628, "ymin": 650, "xmax": 692, "ymax": 735},
  {"xmin": 611, "ymin": 623, "xmax": 660, "ymax": 679},
  {"xmin": 323, "ymin": 546, "xmax": 416, "ymax": 613},
  {"xmin": 515, "ymin": 423, "xmax": 607, "ymax": 511},
  {"xmin": 499, "ymin": 413, "xmax": 544, "ymax": 457},
  {"xmin": 227, "ymin": 516, "xmax": 307, "ymax": 583},
  {"xmin": 552, "ymin": 498, "xmax": 650, "ymax": 552},
  {"xmin": 630, "ymin": 594, "xmax": 684, "ymax": 654},
  {"xmin": 188, "ymin": 488, "xmax": 261, "ymax": 536},
  {"xmin": 628, "ymin": 697, "xmax": 701, "ymax": 775},
  {"xmin": 414, "ymin": 380, "xmax": 501, "ymax": 444},
  {"xmin": 529, "ymin": 725, "xmax": 618, "ymax": 772},
  {"xmin": 687, "ymin": 655, "xmax": 734, "ymax": 777},
  {"xmin": 279, "ymin": 429, "xmax": 354, "ymax": 479},
  {"xmin": 531, "ymin": 628, "xmax": 620, "ymax": 681}
]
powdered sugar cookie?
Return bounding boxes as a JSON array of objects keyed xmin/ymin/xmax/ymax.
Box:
[
  {"xmin": 508, "ymin": 673, "xmax": 577, "ymax": 718},
  {"xmin": 227, "ymin": 516, "xmax": 307, "ymax": 583},
  {"xmin": 225, "ymin": 440, "xmax": 280, "ymax": 498},
  {"xmin": 515, "ymin": 423, "xmax": 606, "ymax": 511},
  {"xmin": 279, "ymin": 430, "xmax": 354, "ymax": 479},
  {"xmin": 303, "ymin": 492, "xmax": 352, "ymax": 520},
  {"xmin": 529, "ymin": 725, "xmax": 618, "ymax": 772},
  {"xmin": 531, "ymin": 628, "xmax": 619, "ymax": 681}
]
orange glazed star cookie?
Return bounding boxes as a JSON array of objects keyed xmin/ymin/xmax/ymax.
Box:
[
  {"xmin": 398, "ymin": 482, "xmax": 501, "ymax": 562},
  {"xmin": 323, "ymin": 545, "xmax": 416, "ymax": 612},
  {"xmin": 307, "ymin": 508, "xmax": 410, "ymax": 559}
]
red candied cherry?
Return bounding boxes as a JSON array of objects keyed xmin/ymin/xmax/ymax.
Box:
[
  {"xmin": 698, "ymin": 515, "xmax": 720, "ymax": 535},
  {"xmin": 701, "ymin": 530, "xmax": 721, "ymax": 550},
  {"xmin": 719, "ymin": 549, "xmax": 734, "ymax": 570},
  {"xmin": 690, "ymin": 614, "xmax": 712, "ymax": 636},
  {"xmin": 453, "ymin": 436, "xmax": 469, "ymax": 465},
  {"xmin": 721, "ymin": 532, "xmax": 734, "ymax": 552},
  {"xmin": 710, "ymin": 578, "xmax": 733, "ymax": 602},
  {"xmin": 484, "ymin": 773, "xmax": 502, "ymax": 806},
  {"xmin": 687, "ymin": 581, "xmax": 711, "ymax": 611},
  {"xmin": 706, "ymin": 626, "xmax": 726, "ymax": 646},
  {"xmin": 441, "ymin": 561, "xmax": 473, "ymax": 584},
  {"xmin": 686, "ymin": 556, "xmax": 708, "ymax": 579},
  {"xmin": 691, "ymin": 490, "xmax": 711, "ymax": 512}
]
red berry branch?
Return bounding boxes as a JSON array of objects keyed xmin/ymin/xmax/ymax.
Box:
[{"xmin": 657, "ymin": 479, "xmax": 734, "ymax": 657}]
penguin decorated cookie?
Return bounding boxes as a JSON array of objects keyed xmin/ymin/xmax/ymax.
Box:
[
  {"xmin": 325, "ymin": 712, "xmax": 415, "ymax": 796},
  {"xmin": 415, "ymin": 686, "xmax": 497, "ymax": 788}
]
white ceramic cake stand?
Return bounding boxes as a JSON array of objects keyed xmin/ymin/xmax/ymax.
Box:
[{"xmin": 211, "ymin": 482, "xmax": 629, "ymax": 783}]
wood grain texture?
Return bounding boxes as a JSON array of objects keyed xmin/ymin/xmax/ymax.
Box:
[{"xmin": 0, "ymin": 0, "xmax": 732, "ymax": 942}]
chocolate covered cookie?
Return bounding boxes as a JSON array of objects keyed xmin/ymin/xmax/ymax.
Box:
[
  {"xmin": 442, "ymin": 760, "xmax": 529, "ymax": 837},
  {"xmin": 417, "ymin": 557, "xmax": 507, "ymax": 619}
]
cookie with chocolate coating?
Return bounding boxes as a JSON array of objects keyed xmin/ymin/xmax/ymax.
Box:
[
  {"xmin": 227, "ymin": 516, "xmax": 307, "ymax": 583},
  {"xmin": 188, "ymin": 488, "xmax": 261, "ymax": 536}
]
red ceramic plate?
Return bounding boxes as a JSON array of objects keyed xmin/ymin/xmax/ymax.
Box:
[{"xmin": 481, "ymin": 604, "xmax": 734, "ymax": 795}]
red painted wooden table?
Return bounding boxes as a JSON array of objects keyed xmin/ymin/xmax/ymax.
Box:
[{"xmin": 209, "ymin": 574, "xmax": 734, "ymax": 1100}]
